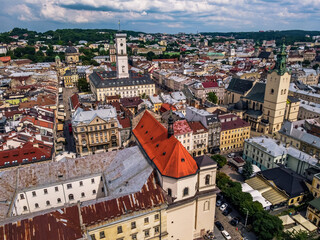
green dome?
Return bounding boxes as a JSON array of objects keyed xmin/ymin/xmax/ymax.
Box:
[{"xmin": 55, "ymin": 55, "xmax": 60, "ymax": 60}]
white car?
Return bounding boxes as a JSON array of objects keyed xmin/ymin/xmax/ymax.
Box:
[
  {"xmin": 220, "ymin": 203, "xmax": 228, "ymax": 211},
  {"xmin": 221, "ymin": 230, "xmax": 231, "ymax": 240},
  {"xmin": 216, "ymin": 200, "xmax": 222, "ymax": 207}
]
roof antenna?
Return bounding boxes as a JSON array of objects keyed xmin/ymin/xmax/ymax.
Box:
[{"xmin": 118, "ymin": 19, "xmax": 121, "ymax": 31}]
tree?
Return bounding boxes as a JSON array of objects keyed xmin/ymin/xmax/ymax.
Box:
[
  {"xmin": 211, "ymin": 154, "xmax": 227, "ymax": 168},
  {"xmin": 242, "ymin": 161, "xmax": 253, "ymax": 180},
  {"xmin": 280, "ymin": 230, "xmax": 318, "ymax": 240},
  {"xmin": 312, "ymin": 63, "xmax": 319, "ymax": 71},
  {"xmin": 78, "ymin": 78, "xmax": 89, "ymax": 92},
  {"xmin": 146, "ymin": 51, "xmax": 156, "ymax": 61},
  {"xmin": 252, "ymin": 211, "xmax": 283, "ymax": 240},
  {"xmin": 207, "ymin": 92, "xmax": 218, "ymax": 104}
]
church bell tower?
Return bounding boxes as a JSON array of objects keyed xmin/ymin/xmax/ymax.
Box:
[{"xmin": 262, "ymin": 44, "xmax": 291, "ymax": 134}]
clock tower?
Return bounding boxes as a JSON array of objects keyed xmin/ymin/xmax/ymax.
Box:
[{"xmin": 115, "ymin": 33, "xmax": 129, "ymax": 79}]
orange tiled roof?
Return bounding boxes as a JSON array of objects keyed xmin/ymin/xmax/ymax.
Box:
[{"xmin": 133, "ymin": 111, "xmax": 198, "ymax": 179}]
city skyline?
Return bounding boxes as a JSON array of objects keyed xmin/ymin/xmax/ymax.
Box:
[{"xmin": 1, "ymin": 0, "xmax": 320, "ymax": 33}]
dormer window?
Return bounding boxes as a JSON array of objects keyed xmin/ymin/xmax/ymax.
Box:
[
  {"xmin": 181, "ymin": 158, "xmax": 185, "ymax": 162},
  {"xmin": 183, "ymin": 187, "xmax": 189, "ymax": 197},
  {"xmin": 163, "ymin": 152, "xmax": 166, "ymax": 156}
]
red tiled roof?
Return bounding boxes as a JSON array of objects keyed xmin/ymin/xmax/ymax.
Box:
[
  {"xmin": 0, "ymin": 56, "xmax": 11, "ymax": 63},
  {"xmin": 133, "ymin": 111, "xmax": 198, "ymax": 178},
  {"xmin": 118, "ymin": 117, "xmax": 131, "ymax": 129},
  {"xmin": 0, "ymin": 206, "xmax": 82, "ymax": 240},
  {"xmin": 81, "ymin": 172, "xmax": 165, "ymax": 226},
  {"xmin": 160, "ymin": 103, "xmax": 176, "ymax": 113},
  {"xmin": 120, "ymin": 97, "xmax": 143, "ymax": 108},
  {"xmin": 202, "ymin": 81, "xmax": 218, "ymax": 88},
  {"xmin": 0, "ymin": 142, "xmax": 52, "ymax": 167},
  {"xmin": 152, "ymin": 58, "xmax": 178, "ymax": 62},
  {"xmin": 21, "ymin": 116, "xmax": 54, "ymax": 129},
  {"xmin": 70, "ymin": 94, "xmax": 80, "ymax": 110},
  {"xmin": 188, "ymin": 121, "xmax": 208, "ymax": 133},
  {"xmin": 218, "ymin": 114, "xmax": 250, "ymax": 131},
  {"xmin": 174, "ymin": 120, "xmax": 192, "ymax": 136}
]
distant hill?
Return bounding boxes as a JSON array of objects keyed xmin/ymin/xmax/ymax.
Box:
[
  {"xmin": 0, "ymin": 28, "xmax": 145, "ymax": 45},
  {"xmin": 201, "ymin": 30, "xmax": 320, "ymax": 45}
]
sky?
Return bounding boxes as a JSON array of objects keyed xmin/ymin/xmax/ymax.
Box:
[{"xmin": 1, "ymin": 0, "xmax": 320, "ymax": 34}]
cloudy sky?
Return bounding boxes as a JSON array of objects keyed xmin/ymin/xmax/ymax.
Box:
[{"xmin": 1, "ymin": 0, "xmax": 320, "ymax": 33}]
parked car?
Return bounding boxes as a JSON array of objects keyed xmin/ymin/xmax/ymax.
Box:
[
  {"xmin": 215, "ymin": 221, "xmax": 224, "ymax": 231},
  {"xmin": 223, "ymin": 206, "xmax": 233, "ymax": 216},
  {"xmin": 221, "ymin": 230, "xmax": 232, "ymax": 240},
  {"xmin": 230, "ymin": 217, "xmax": 240, "ymax": 226},
  {"xmin": 227, "ymin": 153, "xmax": 235, "ymax": 158},
  {"xmin": 220, "ymin": 203, "xmax": 228, "ymax": 211},
  {"xmin": 216, "ymin": 200, "xmax": 222, "ymax": 207}
]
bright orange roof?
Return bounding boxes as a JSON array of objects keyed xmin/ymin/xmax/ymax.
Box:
[{"xmin": 133, "ymin": 111, "xmax": 198, "ymax": 179}]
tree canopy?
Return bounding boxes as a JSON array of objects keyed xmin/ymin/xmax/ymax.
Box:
[
  {"xmin": 211, "ymin": 154, "xmax": 227, "ymax": 168},
  {"xmin": 207, "ymin": 92, "xmax": 218, "ymax": 104},
  {"xmin": 242, "ymin": 161, "xmax": 253, "ymax": 180}
]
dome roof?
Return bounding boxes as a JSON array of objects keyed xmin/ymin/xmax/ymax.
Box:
[
  {"xmin": 65, "ymin": 46, "xmax": 78, "ymax": 54},
  {"xmin": 55, "ymin": 55, "xmax": 60, "ymax": 60},
  {"xmin": 234, "ymin": 100, "xmax": 248, "ymax": 110}
]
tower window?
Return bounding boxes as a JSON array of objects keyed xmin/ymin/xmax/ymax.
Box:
[
  {"xmin": 167, "ymin": 188, "xmax": 172, "ymax": 196},
  {"xmin": 270, "ymin": 89, "xmax": 274, "ymax": 94},
  {"xmin": 205, "ymin": 175, "xmax": 210, "ymax": 185},
  {"xmin": 183, "ymin": 187, "xmax": 189, "ymax": 196}
]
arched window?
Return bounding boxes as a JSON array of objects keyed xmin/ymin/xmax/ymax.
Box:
[
  {"xmin": 35, "ymin": 203, "xmax": 39, "ymax": 208},
  {"xmin": 167, "ymin": 188, "xmax": 172, "ymax": 197},
  {"xmin": 281, "ymin": 89, "xmax": 283, "ymax": 95},
  {"xmin": 46, "ymin": 201, "xmax": 50, "ymax": 206},
  {"xmin": 271, "ymin": 89, "xmax": 274, "ymax": 94},
  {"xmin": 205, "ymin": 175, "xmax": 210, "ymax": 185},
  {"xmin": 68, "ymin": 194, "xmax": 74, "ymax": 200},
  {"xmin": 57, "ymin": 198, "xmax": 61, "ymax": 203},
  {"xmin": 203, "ymin": 201, "xmax": 210, "ymax": 211},
  {"xmin": 183, "ymin": 187, "xmax": 189, "ymax": 197},
  {"xmin": 23, "ymin": 206, "xmax": 27, "ymax": 211},
  {"xmin": 284, "ymin": 89, "xmax": 287, "ymax": 94}
]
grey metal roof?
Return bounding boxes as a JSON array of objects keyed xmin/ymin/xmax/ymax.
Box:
[
  {"xmin": 89, "ymin": 71, "xmax": 154, "ymax": 88},
  {"xmin": 244, "ymin": 82, "xmax": 266, "ymax": 103},
  {"xmin": 72, "ymin": 107, "xmax": 117, "ymax": 126},
  {"xmin": 227, "ymin": 78, "xmax": 254, "ymax": 95}
]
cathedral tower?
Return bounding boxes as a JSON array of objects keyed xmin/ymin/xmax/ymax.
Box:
[
  {"xmin": 263, "ymin": 44, "xmax": 290, "ymax": 134},
  {"xmin": 115, "ymin": 33, "xmax": 129, "ymax": 79}
]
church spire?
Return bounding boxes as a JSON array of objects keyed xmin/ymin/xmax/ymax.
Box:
[{"xmin": 274, "ymin": 43, "xmax": 287, "ymax": 76}]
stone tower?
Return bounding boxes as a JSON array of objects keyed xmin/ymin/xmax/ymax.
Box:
[
  {"xmin": 263, "ymin": 44, "xmax": 291, "ymax": 134},
  {"xmin": 115, "ymin": 33, "xmax": 129, "ymax": 79}
]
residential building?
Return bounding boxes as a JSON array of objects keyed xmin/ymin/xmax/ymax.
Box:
[
  {"xmin": 246, "ymin": 167, "xmax": 308, "ymax": 209},
  {"xmin": 149, "ymin": 94, "xmax": 163, "ymax": 112},
  {"xmin": 185, "ymin": 106, "xmax": 221, "ymax": 153},
  {"xmin": 62, "ymin": 68, "xmax": 79, "ymax": 88},
  {"xmin": 65, "ymin": 45, "xmax": 80, "ymax": 65},
  {"xmin": 219, "ymin": 113, "xmax": 250, "ymax": 154},
  {"xmin": 243, "ymin": 136, "xmax": 318, "ymax": 176},
  {"xmin": 188, "ymin": 121, "xmax": 208, "ymax": 157},
  {"xmin": 173, "ymin": 119, "xmax": 193, "ymax": 152},
  {"xmin": 310, "ymin": 173, "xmax": 320, "ymax": 198},
  {"xmin": 306, "ymin": 198, "xmax": 320, "ymax": 227},
  {"xmin": 71, "ymin": 107, "xmax": 121, "ymax": 156}
]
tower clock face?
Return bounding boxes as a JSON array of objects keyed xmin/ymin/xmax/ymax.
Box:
[{"xmin": 120, "ymin": 43, "xmax": 123, "ymax": 47}]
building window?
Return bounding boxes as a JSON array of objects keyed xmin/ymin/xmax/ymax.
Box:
[
  {"xmin": 155, "ymin": 214, "xmax": 159, "ymax": 221},
  {"xmin": 23, "ymin": 206, "xmax": 28, "ymax": 211},
  {"xmin": 205, "ymin": 175, "xmax": 210, "ymax": 185},
  {"xmin": 90, "ymin": 234, "xmax": 96, "ymax": 240},
  {"xmin": 79, "ymin": 181, "xmax": 83, "ymax": 186},
  {"xmin": 67, "ymin": 184, "xmax": 72, "ymax": 189},
  {"xmin": 46, "ymin": 201, "xmax": 50, "ymax": 206},
  {"xmin": 117, "ymin": 226, "xmax": 123, "ymax": 234},
  {"xmin": 68, "ymin": 194, "xmax": 74, "ymax": 200},
  {"xmin": 144, "ymin": 217, "xmax": 149, "ymax": 224},
  {"xmin": 32, "ymin": 191, "xmax": 36, "ymax": 197},
  {"xmin": 167, "ymin": 188, "xmax": 172, "ymax": 197},
  {"xmin": 91, "ymin": 178, "xmax": 95, "ymax": 184},
  {"xmin": 57, "ymin": 198, "xmax": 62, "ymax": 203},
  {"xmin": 131, "ymin": 233, "xmax": 137, "ymax": 240},
  {"xmin": 44, "ymin": 189, "xmax": 48, "ymax": 194},
  {"xmin": 35, "ymin": 203, "xmax": 39, "ymax": 208},
  {"xmin": 144, "ymin": 229, "xmax": 150, "ymax": 237},
  {"xmin": 183, "ymin": 187, "xmax": 189, "ymax": 197},
  {"xmin": 81, "ymin": 192, "xmax": 85, "ymax": 198},
  {"xmin": 154, "ymin": 226, "xmax": 160, "ymax": 234},
  {"xmin": 204, "ymin": 201, "xmax": 210, "ymax": 211},
  {"xmin": 131, "ymin": 221, "xmax": 136, "ymax": 229},
  {"xmin": 55, "ymin": 187, "xmax": 59, "ymax": 192},
  {"xmin": 20, "ymin": 194, "xmax": 25, "ymax": 200},
  {"xmin": 99, "ymin": 231, "xmax": 105, "ymax": 239}
]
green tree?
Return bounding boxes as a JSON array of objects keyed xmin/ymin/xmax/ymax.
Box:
[
  {"xmin": 280, "ymin": 230, "xmax": 318, "ymax": 240},
  {"xmin": 302, "ymin": 60, "xmax": 311, "ymax": 67},
  {"xmin": 242, "ymin": 161, "xmax": 253, "ymax": 180},
  {"xmin": 253, "ymin": 211, "xmax": 283, "ymax": 240},
  {"xmin": 207, "ymin": 92, "xmax": 218, "ymax": 104},
  {"xmin": 312, "ymin": 63, "xmax": 319, "ymax": 71},
  {"xmin": 78, "ymin": 78, "xmax": 89, "ymax": 92},
  {"xmin": 211, "ymin": 154, "xmax": 227, "ymax": 168},
  {"xmin": 146, "ymin": 51, "xmax": 156, "ymax": 61}
]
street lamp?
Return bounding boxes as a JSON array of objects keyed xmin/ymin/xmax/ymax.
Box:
[{"xmin": 243, "ymin": 208, "xmax": 249, "ymax": 228}]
